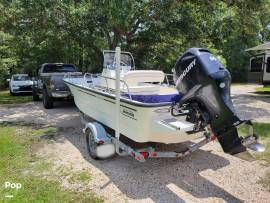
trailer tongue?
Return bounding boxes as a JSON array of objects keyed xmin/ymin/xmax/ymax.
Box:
[{"xmin": 173, "ymin": 48, "xmax": 265, "ymax": 157}]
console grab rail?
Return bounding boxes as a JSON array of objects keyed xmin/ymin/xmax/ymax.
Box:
[{"xmin": 83, "ymin": 73, "xmax": 132, "ymax": 100}]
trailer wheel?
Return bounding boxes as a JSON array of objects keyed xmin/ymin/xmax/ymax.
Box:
[
  {"xmin": 84, "ymin": 122, "xmax": 116, "ymax": 160},
  {"xmin": 85, "ymin": 128, "xmax": 99, "ymax": 159}
]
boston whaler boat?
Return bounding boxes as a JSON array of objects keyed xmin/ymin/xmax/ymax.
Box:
[{"xmin": 63, "ymin": 47, "xmax": 265, "ymax": 162}]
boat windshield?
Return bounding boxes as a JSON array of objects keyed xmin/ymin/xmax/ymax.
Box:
[{"xmin": 103, "ymin": 51, "xmax": 135, "ymax": 70}]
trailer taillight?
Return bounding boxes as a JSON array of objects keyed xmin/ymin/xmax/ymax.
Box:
[{"xmin": 140, "ymin": 152, "xmax": 149, "ymax": 158}]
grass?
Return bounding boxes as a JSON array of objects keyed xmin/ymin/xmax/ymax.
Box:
[
  {"xmin": 239, "ymin": 122, "xmax": 270, "ymax": 190},
  {"xmin": 238, "ymin": 122, "xmax": 270, "ymax": 139},
  {"xmin": 55, "ymin": 166, "xmax": 92, "ymax": 184},
  {"xmin": 238, "ymin": 122, "xmax": 270, "ymax": 162},
  {"xmin": 0, "ymin": 89, "xmax": 32, "ymax": 104},
  {"xmin": 0, "ymin": 123, "xmax": 103, "ymax": 203},
  {"xmin": 255, "ymin": 86, "xmax": 270, "ymax": 93},
  {"xmin": 68, "ymin": 171, "xmax": 92, "ymax": 184}
]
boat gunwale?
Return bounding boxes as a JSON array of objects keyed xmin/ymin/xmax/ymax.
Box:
[{"xmin": 64, "ymin": 79, "xmax": 175, "ymax": 108}]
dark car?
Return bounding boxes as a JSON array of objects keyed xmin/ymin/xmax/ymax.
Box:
[{"xmin": 32, "ymin": 63, "xmax": 81, "ymax": 109}]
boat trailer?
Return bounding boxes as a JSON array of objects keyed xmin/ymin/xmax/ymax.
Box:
[
  {"xmin": 81, "ymin": 115, "xmax": 264, "ymax": 162},
  {"xmin": 82, "ymin": 115, "xmax": 216, "ymax": 162}
]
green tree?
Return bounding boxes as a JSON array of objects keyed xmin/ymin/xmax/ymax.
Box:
[{"xmin": 0, "ymin": 0, "xmax": 270, "ymax": 86}]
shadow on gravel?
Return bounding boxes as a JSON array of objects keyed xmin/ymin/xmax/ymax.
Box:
[
  {"xmin": 60, "ymin": 125, "xmax": 243, "ymax": 203},
  {"xmin": 47, "ymin": 99, "xmax": 75, "ymax": 109}
]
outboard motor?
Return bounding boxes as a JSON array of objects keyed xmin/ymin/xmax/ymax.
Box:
[{"xmin": 173, "ymin": 48, "xmax": 264, "ymax": 156}]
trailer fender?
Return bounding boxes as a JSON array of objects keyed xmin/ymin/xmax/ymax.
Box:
[
  {"xmin": 83, "ymin": 122, "xmax": 111, "ymax": 144},
  {"xmin": 84, "ymin": 122, "xmax": 115, "ymax": 159}
]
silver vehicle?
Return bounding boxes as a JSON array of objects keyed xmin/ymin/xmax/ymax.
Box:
[{"xmin": 7, "ymin": 74, "xmax": 33, "ymax": 95}]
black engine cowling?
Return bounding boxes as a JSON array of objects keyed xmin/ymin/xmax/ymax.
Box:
[{"xmin": 173, "ymin": 48, "xmax": 246, "ymax": 155}]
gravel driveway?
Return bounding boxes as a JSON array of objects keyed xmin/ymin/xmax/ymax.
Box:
[
  {"xmin": 231, "ymin": 84, "xmax": 270, "ymax": 123},
  {"xmin": 0, "ymin": 84, "xmax": 270, "ymax": 202}
]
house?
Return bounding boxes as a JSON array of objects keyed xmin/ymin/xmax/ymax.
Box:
[{"xmin": 245, "ymin": 42, "xmax": 270, "ymax": 85}]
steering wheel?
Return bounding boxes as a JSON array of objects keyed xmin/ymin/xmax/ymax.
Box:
[
  {"xmin": 109, "ymin": 60, "xmax": 128, "ymax": 69},
  {"xmin": 120, "ymin": 61, "xmax": 128, "ymax": 66},
  {"xmin": 114, "ymin": 60, "xmax": 128, "ymax": 66}
]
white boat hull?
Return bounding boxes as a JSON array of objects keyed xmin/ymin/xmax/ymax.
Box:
[{"xmin": 66, "ymin": 81, "xmax": 204, "ymax": 144}]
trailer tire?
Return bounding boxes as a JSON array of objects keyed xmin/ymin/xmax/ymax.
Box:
[{"xmin": 85, "ymin": 128, "xmax": 99, "ymax": 159}]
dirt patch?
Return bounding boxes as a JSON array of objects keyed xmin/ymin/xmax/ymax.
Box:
[
  {"xmin": 1, "ymin": 85, "xmax": 270, "ymax": 202},
  {"xmin": 0, "ymin": 101, "xmax": 80, "ymax": 128}
]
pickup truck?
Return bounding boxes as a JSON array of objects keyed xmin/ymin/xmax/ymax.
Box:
[{"xmin": 32, "ymin": 63, "xmax": 81, "ymax": 109}]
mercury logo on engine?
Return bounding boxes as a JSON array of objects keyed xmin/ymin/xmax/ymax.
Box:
[{"xmin": 176, "ymin": 59, "xmax": 196, "ymax": 85}]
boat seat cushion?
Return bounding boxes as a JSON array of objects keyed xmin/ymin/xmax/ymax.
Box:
[
  {"xmin": 123, "ymin": 70, "xmax": 165, "ymax": 85},
  {"xmin": 124, "ymin": 93, "xmax": 182, "ymax": 103}
]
